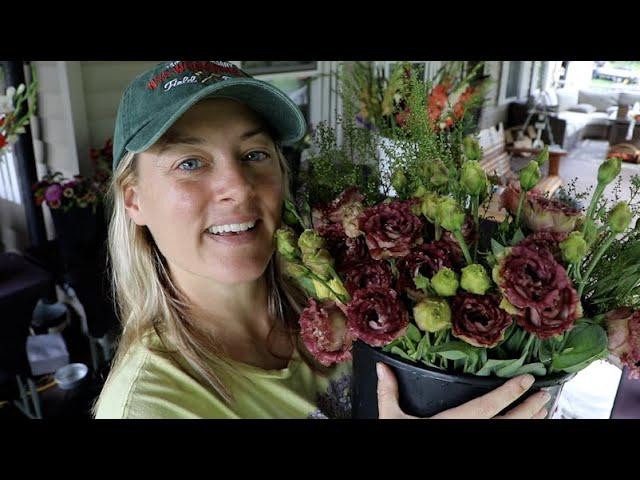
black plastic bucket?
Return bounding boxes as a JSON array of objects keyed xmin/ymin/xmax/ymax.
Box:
[{"xmin": 352, "ymin": 341, "xmax": 575, "ymax": 419}]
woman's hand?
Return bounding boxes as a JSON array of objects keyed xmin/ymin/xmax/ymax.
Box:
[{"xmin": 376, "ymin": 362, "xmax": 551, "ymax": 419}]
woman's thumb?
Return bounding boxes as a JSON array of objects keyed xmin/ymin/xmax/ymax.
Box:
[{"xmin": 376, "ymin": 362, "xmax": 404, "ymax": 418}]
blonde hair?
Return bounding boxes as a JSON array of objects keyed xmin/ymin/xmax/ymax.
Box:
[{"xmin": 93, "ymin": 144, "xmax": 316, "ymax": 414}]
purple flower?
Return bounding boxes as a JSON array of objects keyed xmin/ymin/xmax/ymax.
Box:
[{"xmin": 44, "ymin": 184, "xmax": 63, "ymax": 203}]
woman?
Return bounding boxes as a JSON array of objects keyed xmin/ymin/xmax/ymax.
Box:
[{"xmin": 94, "ymin": 61, "xmax": 551, "ymax": 419}]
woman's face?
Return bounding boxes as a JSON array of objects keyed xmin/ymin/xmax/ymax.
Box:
[{"xmin": 124, "ymin": 98, "xmax": 284, "ymax": 284}]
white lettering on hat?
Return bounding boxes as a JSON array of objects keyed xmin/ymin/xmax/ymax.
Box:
[{"xmin": 164, "ymin": 75, "xmax": 197, "ymax": 92}]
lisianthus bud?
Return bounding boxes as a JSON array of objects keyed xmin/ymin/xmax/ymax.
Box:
[
  {"xmin": 535, "ymin": 146, "xmax": 549, "ymax": 167},
  {"xmin": 463, "ymin": 135, "xmax": 482, "ymax": 161},
  {"xmin": 421, "ymin": 191, "xmax": 441, "ymax": 221},
  {"xmin": 430, "ymin": 160, "xmax": 449, "ymax": 187},
  {"xmin": 298, "ymin": 229, "xmax": 325, "ymax": 255},
  {"xmin": 275, "ymin": 227, "xmax": 300, "ymax": 259},
  {"xmin": 460, "ymin": 263, "xmax": 492, "ymax": 294},
  {"xmin": 284, "ymin": 260, "xmax": 307, "ymax": 278},
  {"xmin": 607, "ymin": 202, "xmax": 633, "ymax": 233},
  {"xmin": 412, "ymin": 184, "xmax": 427, "ymax": 198},
  {"xmin": 560, "ymin": 231, "xmax": 588, "ymax": 263},
  {"xmin": 519, "ymin": 160, "xmax": 541, "ymax": 192},
  {"xmin": 436, "ymin": 197, "xmax": 465, "ymax": 232},
  {"xmin": 302, "ymin": 249, "xmax": 335, "ymax": 280},
  {"xmin": 313, "ymin": 277, "xmax": 350, "ymax": 302},
  {"xmin": 598, "ymin": 157, "xmax": 622, "ymax": 186},
  {"xmin": 413, "ymin": 297, "xmax": 452, "ymax": 332},
  {"xmin": 341, "ymin": 201, "xmax": 364, "ymax": 238},
  {"xmin": 391, "ymin": 169, "xmax": 407, "ymax": 191},
  {"xmin": 460, "ymin": 160, "xmax": 488, "ymax": 196},
  {"xmin": 431, "ymin": 267, "xmax": 459, "ymax": 296}
]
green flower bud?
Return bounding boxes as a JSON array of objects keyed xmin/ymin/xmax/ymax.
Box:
[
  {"xmin": 559, "ymin": 231, "xmax": 588, "ymax": 264},
  {"xmin": 430, "ymin": 160, "xmax": 449, "ymax": 187},
  {"xmin": 436, "ymin": 197, "xmax": 466, "ymax": 232},
  {"xmin": 463, "ymin": 135, "xmax": 482, "ymax": 161},
  {"xmin": 302, "ymin": 248, "xmax": 335, "ymax": 280},
  {"xmin": 412, "ymin": 184, "xmax": 427, "ymax": 198},
  {"xmin": 460, "ymin": 264, "xmax": 492, "ymax": 294},
  {"xmin": 421, "ymin": 191, "xmax": 441, "ymax": 222},
  {"xmin": 391, "ymin": 169, "xmax": 407, "ymax": 192},
  {"xmin": 298, "ymin": 229, "xmax": 325, "ymax": 255},
  {"xmin": 431, "ymin": 267, "xmax": 459, "ymax": 297},
  {"xmin": 607, "ymin": 202, "xmax": 633, "ymax": 233},
  {"xmin": 598, "ymin": 157, "xmax": 622, "ymax": 186},
  {"xmin": 460, "ymin": 160, "xmax": 488, "ymax": 196},
  {"xmin": 275, "ymin": 227, "xmax": 300, "ymax": 259},
  {"xmin": 535, "ymin": 145, "xmax": 549, "ymax": 167},
  {"xmin": 284, "ymin": 260, "xmax": 307, "ymax": 278},
  {"xmin": 519, "ymin": 160, "xmax": 541, "ymax": 192},
  {"xmin": 413, "ymin": 298, "xmax": 452, "ymax": 332},
  {"xmin": 499, "ymin": 297, "xmax": 520, "ymax": 315}
]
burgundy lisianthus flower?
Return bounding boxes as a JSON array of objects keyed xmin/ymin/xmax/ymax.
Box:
[
  {"xmin": 359, "ymin": 199, "xmax": 424, "ymax": 261},
  {"xmin": 501, "ymin": 183, "xmax": 582, "ymax": 233},
  {"xmin": 605, "ymin": 308, "xmax": 640, "ymax": 380},
  {"xmin": 440, "ymin": 214, "xmax": 478, "ymax": 267},
  {"xmin": 396, "ymin": 240, "xmax": 456, "ymax": 296},
  {"xmin": 497, "ymin": 245, "xmax": 581, "ymax": 338},
  {"xmin": 312, "ymin": 187, "xmax": 365, "ymax": 236},
  {"xmin": 342, "ymin": 260, "xmax": 394, "ymax": 296},
  {"xmin": 517, "ymin": 231, "xmax": 568, "ymax": 263},
  {"xmin": 346, "ymin": 286, "xmax": 409, "ymax": 347},
  {"xmin": 44, "ymin": 184, "xmax": 63, "ymax": 203},
  {"xmin": 452, "ymin": 292, "xmax": 514, "ymax": 348},
  {"xmin": 321, "ymin": 221, "xmax": 370, "ymax": 271},
  {"xmin": 299, "ymin": 298, "xmax": 354, "ymax": 367}
]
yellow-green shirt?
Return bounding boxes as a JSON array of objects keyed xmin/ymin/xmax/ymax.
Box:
[{"xmin": 94, "ymin": 331, "xmax": 352, "ymax": 419}]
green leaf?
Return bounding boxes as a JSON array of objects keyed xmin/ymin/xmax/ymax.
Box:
[
  {"xmin": 511, "ymin": 229, "xmax": 525, "ymax": 246},
  {"xmin": 503, "ymin": 326, "xmax": 527, "ymax": 354},
  {"xmin": 476, "ymin": 358, "xmax": 522, "ymax": 377},
  {"xmin": 406, "ymin": 323, "xmax": 423, "ymax": 343},
  {"xmin": 551, "ymin": 323, "xmax": 608, "ymax": 373},
  {"xmin": 491, "ymin": 238, "xmax": 506, "ymax": 257},
  {"xmin": 390, "ymin": 346, "xmax": 414, "ymax": 362},
  {"xmin": 511, "ymin": 363, "xmax": 547, "ymax": 376},
  {"xmin": 430, "ymin": 341, "xmax": 481, "ymax": 361},
  {"xmin": 413, "ymin": 273, "xmax": 431, "ymax": 292}
]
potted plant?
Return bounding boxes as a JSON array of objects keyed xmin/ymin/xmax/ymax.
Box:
[{"xmin": 275, "ymin": 67, "xmax": 640, "ymax": 419}]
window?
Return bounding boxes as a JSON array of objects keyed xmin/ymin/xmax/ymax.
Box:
[
  {"xmin": 506, "ymin": 61, "xmax": 523, "ymax": 99},
  {"xmin": 0, "ymin": 64, "xmax": 21, "ymax": 204}
]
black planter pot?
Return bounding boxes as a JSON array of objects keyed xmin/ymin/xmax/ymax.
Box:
[
  {"xmin": 50, "ymin": 205, "xmax": 105, "ymax": 270},
  {"xmin": 352, "ymin": 341, "xmax": 575, "ymax": 419}
]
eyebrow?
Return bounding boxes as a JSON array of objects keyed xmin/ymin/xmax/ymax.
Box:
[{"xmin": 156, "ymin": 127, "xmax": 271, "ymax": 155}]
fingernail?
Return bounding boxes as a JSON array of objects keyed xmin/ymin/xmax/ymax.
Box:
[
  {"xmin": 520, "ymin": 374, "xmax": 535, "ymax": 389},
  {"xmin": 541, "ymin": 392, "xmax": 551, "ymax": 403},
  {"xmin": 376, "ymin": 363, "xmax": 385, "ymax": 380}
]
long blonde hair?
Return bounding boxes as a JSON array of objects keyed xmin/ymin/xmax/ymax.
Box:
[{"xmin": 94, "ymin": 144, "xmax": 315, "ymax": 412}]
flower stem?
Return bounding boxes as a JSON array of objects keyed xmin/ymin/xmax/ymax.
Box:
[
  {"xmin": 453, "ymin": 229, "xmax": 473, "ymax": 265},
  {"xmin": 581, "ymin": 183, "xmax": 606, "ymax": 239},
  {"xmin": 578, "ymin": 232, "xmax": 615, "ymax": 298},
  {"xmin": 523, "ymin": 332, "xmax": 536, "ymax": 363},
  {"xmin": 515, "ymin": 189, "xmax": 526, "ymax": 227},
  {"xmin": 472, "ymin": 194, "xmax": 480, "ymax": 232},
  {"xmin": 435, "ymin": 221, "xmax": 442, "ymax": 241}
]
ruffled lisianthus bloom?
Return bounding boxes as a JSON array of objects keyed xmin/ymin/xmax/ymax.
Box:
[
  {"xmin": 312, "ymin": 187, "xmax": 365, "ymax": 238},
  {"xmin": 605, "ymin": 308, "xmax": 640, "ymax": 380},
  {"xmin": 517, "ymin": 231, "xmax": 568, "ymax": 263},
  {"xmin": 299, "ymin": 298, "xmax": 354, "ymax": 367},
  {"xmin": 346, "ymin": 286, "xmax": 409, "ymax": 347},
  {"xmin": 320, "ymin": 221, "xmax": 370, "ymax": 271},
  {"xmin": 452, "ymin": 292, "xmax": 514, "ymax": 348},
  {"xmin": 359, "ymin": 199, "xmax": 424, "ymax": 261},
  {"xmin": 497, "ymin": 245, "xmax": 581, "ymax": 339},
  {"xmin": 501, "ymin": 183, "xmax": 582, "ymax": 233},
  {"xmin": 396, "ymin": 240, "xmax": 457, "ymax": 296},
  {"xmin": 342, "ymin": 260, "xmax": 394, "ymax": 296}
]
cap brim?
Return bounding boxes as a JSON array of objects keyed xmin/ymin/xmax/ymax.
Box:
[{"xmin": 126, "ymin": 78, "xmax": 307, "ymax": 155}]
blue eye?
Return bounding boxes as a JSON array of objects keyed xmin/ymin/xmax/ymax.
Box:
[
  {"xmin": 178, "ymin": 158, "xmax": 203, "ymax": 170},
  {"xmin": 244, "ymin": 151, "xmax": 269, "ymax": 162}
]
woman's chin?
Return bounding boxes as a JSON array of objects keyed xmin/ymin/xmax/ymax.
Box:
[{"xmin": 204, "ymin": 258, "xmax": 269, "ymax": 284}]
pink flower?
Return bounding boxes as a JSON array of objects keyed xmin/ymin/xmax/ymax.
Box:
[
  {"xmin": 44, "ymin": 184, "xmax": 63, "ymax": 203},
  {"xmin": 497, "ymin": 245, "xmax": 580, "ymax": 339},
  {"xmin": 501, "ymin": 183, "xmax": 582, "ymax": 233},
  {"xmin": 605, "ymin": 308, "xmax": 640, "ymax": 380},
  {"xmin": 299, "ymin": 298, "xmax": 354, "ymax": 367},
  {"xmin": 346, "ymin": 286, "xmax": 409, "ymax": 347},
  {"xmin": 359, "ymin": 199, "xmax": 424, "ymax": 260}
]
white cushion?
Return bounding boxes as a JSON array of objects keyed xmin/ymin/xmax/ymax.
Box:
[
  {"xmin": 556, "ymin": 88, "xmax": 579, "ymax": 111},
  {"xmin": 568, "ymin": 103, "xmax": 597, "ymax": 114},
  {"xmin": 578, "ymin": 89, "xmax": 620, "ymax": 112},
  {"xmin": 619, "ymin": 91, "xmax": 640, "ymax": 107}
]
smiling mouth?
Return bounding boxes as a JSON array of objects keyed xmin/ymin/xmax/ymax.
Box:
[{"xmin": 205, "ymin": 219, "xmax": 261, "ymax": 236}]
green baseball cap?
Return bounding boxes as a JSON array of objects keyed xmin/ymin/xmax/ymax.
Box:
[{"xmin": 112, "ymin": 61, "xmax": 307, "ymax": 170}]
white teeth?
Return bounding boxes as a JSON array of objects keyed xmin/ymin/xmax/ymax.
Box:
[{"xmin": 208, "ymin": 220, "xmax": 256, "ymax": 235}]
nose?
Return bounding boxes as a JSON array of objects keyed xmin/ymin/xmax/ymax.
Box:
[{"xmin": 211, "ymin": 157, "xmax": 255, "ymax": 204}]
